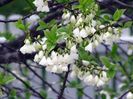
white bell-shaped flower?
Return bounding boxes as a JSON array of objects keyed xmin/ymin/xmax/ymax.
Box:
[
  {"xmin": 94, "ymin": 76, "xmax": 99, "ymax": 84},
  {"xmin": 90, "ymin": 27, "xmax": 96, "ymax": 34},
  {"xmin": 70, "ymin": 15, "xmax": 76, "ymax": 24},
  {"xmin": 34, "ymin": 50, "xmax": 44, "ymax": 62},
  {"xmin": 82, "ymin": 60, "xmax": 90, "ymax": 66},
  {"xmin": 84, "ymin": 75, "xmax": 94, "ymax": 85},
  {"xmin": 126, "ymin": 92, "xmax": 133, "ymax": 99},
  {"xmin": 96, "ymin": 79, "xmax": 105, "ymax": 87},
  {"xmin": 39, "ymin": 56, "xmax": 47, "ymax": 66},
  {"xmin": 75, "ymin": 17, "xmax": 83, "ymax": 27},
  {"xmin": 33, "ymin": 0, "xmax": 49, "ymax": 12},
  {"xmin": 80, "ymin": 28, "xmax": 88, "ymax": 38},
  {"xmin": 85, "ymin": 43, "xmax": 93, "ymax": 53},
  {"xmin": 20, "ymin": 44, "xmax": 36, "ymax": 54},
  {"xmin": 73, "ymin": 28, "xmax": 80, "ymax": 38},
  {"xmin": 99, "ymin": 25, "xmax": 105, "ymax": 29},
  {"xmin": 42, "ymin": 44, "xmax": 47, "ymax": 50},
  {"xmin": 62, "ymin": 12, "xmax": 71, "ymax": 20}
]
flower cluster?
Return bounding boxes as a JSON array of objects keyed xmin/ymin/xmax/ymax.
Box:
[
  {"xmin": 20, "ymin": 37, "xmax": 47, "ymax": 54},
  {"xmin": 33, "ymin": 0, "xmax": 49, "ymax": 12},
  {"xmin": 71, "ymin": 60, "xmax": 109, "ymax": 87},
  {"xmin": 20, "ymin": 39, "xmax": 36, "ymax": 54},
  {"xmin": 62, "ymin": 10, "xmax": 121, "ymax": 52},
  {"xmin": 20, "ymin": 0, "xmax": 122, "ymax": 88},
  {"xmin": 35, "ymin": 45, "xmax": 78, "ymax": 73}
]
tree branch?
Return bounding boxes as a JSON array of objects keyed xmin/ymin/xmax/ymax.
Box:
[
  {"xmin": 58, "ymin": 65, "xmax": 70, "ymax": 99},
  {"xmin": 0, "ymin": 65, "xmax": 44, "ymax": 99}
]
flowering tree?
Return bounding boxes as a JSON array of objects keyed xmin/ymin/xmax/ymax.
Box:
[{"xmin": 0, "ymin": 0, "xmax": 133, "ymax": 99}]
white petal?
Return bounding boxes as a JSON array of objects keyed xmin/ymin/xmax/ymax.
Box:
[
  {"xmin": 96, "ymin": 79, "xmax": 105, "ymax": 87},
  {"xmin": 85, "ymin": 43, "xmax": 93, "ymax": 53},
  {"xmin": 38, "ymin": 51, "xmax": 44, "ymax": 58},
  {"xmin": 51, "ymin": 66, "xmax": 58, "ymax": 73},
  {"xmin": 70, "ymin": 45, "xmax": 77, "ymax": 53},
  {"xmin": 90, "ymin": 27, "xmax": 96, "ymax": 34},
  {"xmin": 82, "ymin": 60, "xmax": 90, "ymax": 66},
  {"xmin": 20, "ymin": 44, "xmax": 36, "ymax": 54},
  {"xmin": 73, "ymin": 28, "xmax": 80, "ymax": 37},
  {"xmin": 80, "ymin": 28, "xmax": 88, "ymax": 38},
  {"xmin": 70, "ymin": 71, "xmax": 76, "ymax": 78},
  {"xmin": 70, "ymin": 15, "xmax": 76, "ymax": 24},
  {"xmin": 39, "ymin": 56, "xmax": 47, "ymax": 66},
  {"xmin": 75, "ymin": 18, "xmax": 83, "ymax": 26},
  {"xmin": 126, "ymin": 92, "xmax": 133, "ymax": 99}
]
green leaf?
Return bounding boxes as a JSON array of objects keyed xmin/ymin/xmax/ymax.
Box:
[
  {"xmin": 57, "ymin": 26, "xmax": 71, "ymax": 41},
  {"xmin": 107, "ymin": 67, "xmax": 116, "ymax": 78},
  {"xmin": 0, "ymin": 32, "xmax": 15, "ymax": 41},
  {"xmin": 37, "ymin": 21, "xmax": 48, "ymax": 31},
  {"xmin": 16, "ymin": 19, "xmax": 25, "ymax": 30},
  {"xmin": 56, "ymin": 0, "xmax": 70, "ymax": 3},
  {"xmin": 123, "ymin": 21, "xmax": 133, "ymax": 28},
  {"xmin": 104, "ymin": 15, "xmax": 110, "ymax": 20},
  {"xmin": 46, "ymin": 42, "xmax": 56, "ymax": 53},
  {"xmin": 25, "ymin": 92, "xmax": 31, "ymax": 99},
  {"xmin": 113, "ymin": 9, "xmax": 125, "ymax": 21},
  {"xmin": 40, "ymin": 90, "xmax": 47, "ymax": 98},
  {"xmin": 44, "ymin": 25, "xmax": 60, "ymax": 53},
  {"xmin": 23, "ymin": 81, "xmax": 31, "ymax": 89},
  {"xmin": 48, "ymin": 20, "xmax": 57, "ymax": 27},
  {"xmin": 45, "ymin": 25, "xmax": 58, "ymax": 43},
  {"xmin": 103, "ymin": 14, "xmax": 111, "ymax": 23},
  {"xmin": 77, "ymin": 88, "xmax": 84, "ymax": 97},
  {"xmin": 3, "ymin": 75, "xmax": 16, "ymax": 84},
  {"xmin": 0, "ymin": 72, "xmax": 16, "ymax": 85},
  {"xmin": 100, "ymin": 56, "xmax": 110, "ymax": 68},
  {"xmin": 111, "ymin": 43, "xmax": 118, "ymax": 57},
  {"xmin": 106, "ymin": 63, "xmax": 116, "ymax": 78},
  {"xmin": 78, "ymin": 47, "xmax": 94, "ymax": 61},
  {"xmin": 78, "ymin": 0, "xmax": 94, "ymax": 12},
  {"xmin": 101, "ymin": 94, "xmax": 106, "ymax": 99},
  {"xmin": 9, "ymin": 89, "xmax": 17, "ymax": 99},
  {"xmin": 68, "ymin": 80, "xmax": 82, "ymax": 88},
  {"xmin": 16, "ymin": 19, "xmax": 30, "ymax": 31}
]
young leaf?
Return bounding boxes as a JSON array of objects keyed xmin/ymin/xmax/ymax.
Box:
[
  {"xmin": 37, "ymin": 21, "xmax": 48, "ymax": 31},
  {"xmin": 113, "ymin": 9, "xmax": 125, "ymax": 21},
  {"xmin": 16, "ymin": 19, "xmax": 25, "ymax": 31},
  {"xmin": 107, "ymin": 67, "xmax": 116, "ymax": 78},
  {"xmin": 111, "ymin": 43, "xmax": 118, "ymax": 57},
  {"xmin": 100, "ymin": 56, "xmax": 110, "ymax": 68},
  {"xmin": 0, "ymin": 72, "xmax": 16, "ymax": 85},
  {"xmin": 68, "ymin": 80, "xmax": 81, "ymax": 88},
  {"xmin": 123, "ymin": 21, "xmax": 133, "ymax": 28},
  {"xmin": 78, "ymin": 46, "xmax": 94, "ymax": 61},
  {"xmin": 40, "ymin": 90, "xmax": 47, "ymax": 98},
  {"xmin": 45, "ymin": 25, "xmax": 58, "ymax": 43},
  {"xmin": 56, "ymin": 0, "xmax": 70, "ymax": 3}
]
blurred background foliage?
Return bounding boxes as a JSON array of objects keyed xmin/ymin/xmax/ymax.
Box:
[{"xmin": 0, "ymin": 0, "xmax": 34, "ymax": 16}]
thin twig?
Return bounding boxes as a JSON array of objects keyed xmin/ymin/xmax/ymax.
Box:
[{"xmin": 58, "ymin": 65, "xmax": 70, "ymax": 99}]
